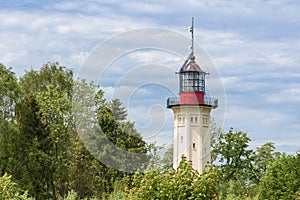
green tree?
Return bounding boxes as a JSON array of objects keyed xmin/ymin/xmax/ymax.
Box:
[
  {"xmin": 161, "ymin": 145, "xmax": 173, "ymax": 170},
  {"xmin": 71, "ymin": 79, "xmax": 149, "ymax": 198},
  {"xmin": 0, "ymin": 64, "xmax": 20, "ymax": 121},
  {"xmin": 213, "ymin": 128, "xmax": 256, "ymax": 198},
  {"xmin": 0, "ymin": 173, "xmax": 34, "ymax": 200},
  {"xmin": 258, "ymin": 153, "xmax": 300, "ymax": 200},
  {"xmin": 253, "ymin": 142, "xmax": 279, "ymax": 182},
  {"xmin": 67, "ymin": 132, "xmax": 104, "ymax": 199},
  {"xmin": 0, "ymin": 63, "xmax": 151, "ymax": 199},
  {"xmin": 127, "ymin": 156, "xmax": 219, "ymax": 199},
  {"xmin": 254, "ymin": 142, "xmax": 276, "ymax": 173},
  {"xmin": 210, "ymin": 119, "xmax": 222, "ymax": 163},
  {"xmin": 19, "ymin": 62, "xmax": 73, "ymax": 96},
  {"xmin": 92, "ymin": 88, "xmax": 148, "ymax": 170},
  {"xmin": 0, "ymin": 64, "xmax": 20, "ymax": 172},
  {"xmin": 109, "ymin": 99, "xmax": 127, "ymax": 121},
  {"xmin": 2, "ymin": 63, "xmax": 74, "ymax": 199},
  {"xmin": 214, "ymin": 128, "xmax": 254, "ymax": 181}
]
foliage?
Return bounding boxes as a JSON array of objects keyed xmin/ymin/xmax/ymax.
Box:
[
  {"xmin": 104, "ymin": 178, "xmax": 129, "ymax": 200},
  {"xmin": 258, "ymin": 153, "xmax": 300, "ymax": 200},
  {"xmin": 210, "ymin": 119, "xmax": 222, "ymax": 163},
  {"xmin": 72, "ymin": 79, "xmax": 149, "ymax": 198},
  {"xmin": 213, "ymin": 128, "xmax": 255, "ymax": 182},
  {"xmin": 253, "ymin": 142, "xmax": 279, "ymax": 182},
  {"xmin": 0, "ymin": 173, "xmax": 34, "ymax": 200},
  {"xmin": 109, "ymin": 99, "xmax": 127, "ymax": 121},
  {"xmin": 1, "ymin": 63, "xmax": 300, "ymax": 200},
  {"xmin": 0, "ymin": 64, "xmax": 20, "ymax": 121},
  {"xmin": 212, "ymin": 128, "xmax": 273, "ymax": 199},
  {"xmin": 96, "ymin": 93, "xmax": 147, "ymax": 155},
  {"xmin": 60, "ymin": 190, "xmax": 77, "ymax": 200},
  {"xmin": 127, "ymin": 156, "xmax": 219, "ymax": 199},
  {"xmin": 0, "ymin": 64, "xmax": 21, "ymax": 185},
  {"xmin": 161, "ymin": 145, "xmax": 173, "ymax": 170},
  {"xmin": 13, "ymin": 63, "xmax": 73, "ymax": 199}
]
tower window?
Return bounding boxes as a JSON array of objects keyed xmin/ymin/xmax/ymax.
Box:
[
  {"xmin": 178, "ymin": 115, "xmax": 186, "ymax": 125},
  {"xmin": 192, "ymin": 143, "xmax": 196, "ymax": 149},
  {"xmin": 191, "ymin": 116, "xmax": 198, "ymax": 124},
  {"xmin": 180, "ymin": 136, "xmax": 183, "ymax": 143},
  {"xmin": 203, "ymin": 115, "xmax": 209, "ymax": 127}
]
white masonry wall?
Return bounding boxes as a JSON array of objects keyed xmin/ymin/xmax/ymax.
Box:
[{"xmin": 172, "ymin": 105, "xmax": 211, "ymax": 173}]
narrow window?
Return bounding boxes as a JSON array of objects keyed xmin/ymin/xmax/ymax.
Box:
[
  {"xmin": 203, "ymin": 115, "xmax": 209, "ymax": 126},
  {"xmin": 180, "ymin": 136, "xmax": 183, "ymax": 143},
  {"xmin": 195, "ymin": 117, "xmax": 198, "ymax": 123},
  {"xmin": 192, "ymin": 143, "xmax": 196, "ymax": 149},
  {"xmin": 191, "ymin": 117, "xmax": 193, "ymax": 123}
]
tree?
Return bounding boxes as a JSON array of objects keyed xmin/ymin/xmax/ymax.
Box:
[
  {"xmin": 89, "ymin": 88, "xmax": 149, "ymax": 172},
  {"xmin": 67, "ymin": 132, "xmax": 103, "ymax": 199},
  {"xmin": 109, "ymin": 99, "xmax": 127, "ymax": 121},
  {"xmin": 161, "ymin": 145, "xmax": 173, "ymax": 170},
  {"xmin": 253, "ymin": 142, "xmax": 279, "ymax": 182},
  {"xmin": 69, "ymin": 79, "xmax": 111, "ymax": 199},
  {"xmin": 0, "ymin": 63, "xmax": 151, "ymax": 199},
  {"xmin": 19, "ymin": 62, "xmax": 73, "ymax": 97},
  {"xmin": 127, "ymin": 156, "xmax": 219, "ymax": 199},
  {"xmin": 210, "ymin": 119, "xmax": 222, "ymax": 163},
  {"xmin": 71, "ymin": 79, "xmax": 149, "ymax": 198},
  {"xmin": 213, "ymin": 128, "xmax": 254, "ymax": 181},
  {"xmin": 0, "ymin": 64, "xmax": 20, "ymax": 170},
  {"xmin": 0, "ymin": 64, "xmax": 20, "ymax": 121},
  {"xmin": 212, "ymin": 128, "xmax": 256, "ymax": 199},
  {"xmin": 1, "ymin": 63, "xmax": 74, "ymax": 199},
  {"xmin": 258, "ymin": 153, "xmax": 300, "ymax": 200},
  {"xmin": 0, "ymin": 64, "xmax": 22, "ymax": 193},
  {"xmin": 254, "ymin": 142, "xmax": 276, "ymax": 173},
  {"xmin": 0, "ymin": 173, "xmax": 34, "ymax": 200}
]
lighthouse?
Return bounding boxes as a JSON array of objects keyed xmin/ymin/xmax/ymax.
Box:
[{"xmin": 167, "ymin": 18, "xmax": 218, "ymax": 173}]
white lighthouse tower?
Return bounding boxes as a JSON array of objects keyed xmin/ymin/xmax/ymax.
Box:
[{"xmin": 167, "ymin": 18, "xmax": 218, "ymax": 173}]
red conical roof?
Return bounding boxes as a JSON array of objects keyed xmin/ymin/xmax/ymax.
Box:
[{"xmin": 180, "ymin": 55, "xmax": 203, "ymax": 72}]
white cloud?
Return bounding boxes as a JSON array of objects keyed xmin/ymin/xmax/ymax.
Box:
[
  {"xmin": 120, "ymin": 2, "xmax": 165, "ymax": 14},
  {"xmin": 0, "ymin": 0, "xmax": 299, "ymax": 154},
  {"xmin": 57, "ymin": 25, "xmax": 71, "ymax": 34},
  {"xmin": 128, "ymin": 50, "xmax": 182, "ymax": 65},
  {"xmin": 70, "ymin": 51, "xmax": 90, "ymax": 67},
  {"xmin": 265, "ymin": 87, "xmax": 300, "ymax": 103},
  {"xmin": 224, "ymin": 106, "xmax": 294, "ymax": 140}
]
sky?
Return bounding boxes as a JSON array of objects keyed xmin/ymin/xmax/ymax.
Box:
[{"xmin": 1, "ymin": 0, "xmax": 300, "ymax": 154}]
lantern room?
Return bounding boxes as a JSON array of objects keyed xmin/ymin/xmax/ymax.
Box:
[
  {"xmin": 166, "ymin": 17, "xmax": 218, "ymax": 110},
  {"xmin": 178, "ymin": 54, "xmax": 207, "ymax": 105}
]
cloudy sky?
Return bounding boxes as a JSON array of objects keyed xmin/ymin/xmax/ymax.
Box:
[{"xmin": 1, "ymin": 0, "xmax": 299, "ymax": 154}]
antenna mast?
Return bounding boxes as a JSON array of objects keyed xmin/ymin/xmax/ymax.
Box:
[
  {"xmin": 190, "ymin": 17, "xmax": 194, "ymax": 56},
  {"xmin": 178, "ymin": 17, "xmax": 195, "ymax": 72}
]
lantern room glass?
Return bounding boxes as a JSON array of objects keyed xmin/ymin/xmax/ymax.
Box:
[{"xmin": 180, "ymin": 71, "xmax": 205, "ymax": 92}]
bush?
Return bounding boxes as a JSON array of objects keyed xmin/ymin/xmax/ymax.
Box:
[{"xmin": 0, "ymin": 173, "xmax": 34, "ymax": 200}]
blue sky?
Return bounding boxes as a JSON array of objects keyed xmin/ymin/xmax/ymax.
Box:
[{"xmin": 1, "ymin": 0, "xmax": 299, "ymax": 154}]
